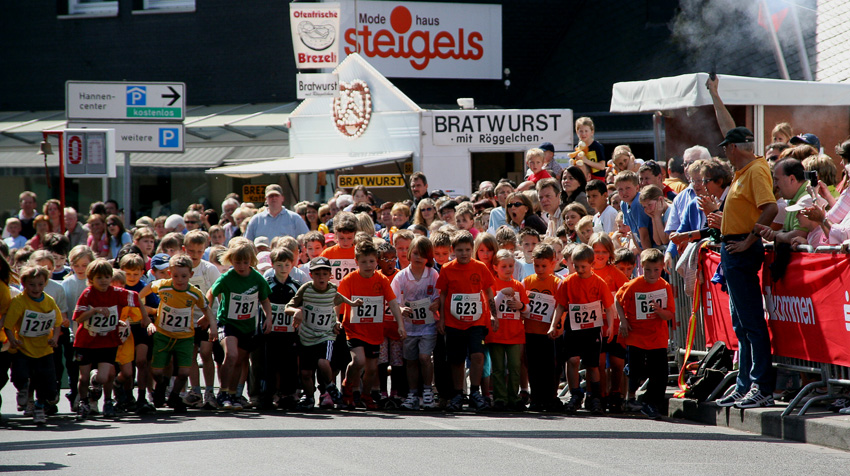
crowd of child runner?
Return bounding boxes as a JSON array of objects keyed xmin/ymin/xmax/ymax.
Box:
[{"xmin": 8, "ymin": 111, "xmax": 813, "ymax": 426}]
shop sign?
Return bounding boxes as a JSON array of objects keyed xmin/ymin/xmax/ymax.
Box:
[
  {"xmin": 430, "ymin": 109, "xmax": 573, "ymax": 150},
  {"xmin": 290, "ymin": 3, "xmax": 341, "ymax": 69},
  {"xmin": 337, "ymin": 174, "xmax": 405, "ymax": 188}
]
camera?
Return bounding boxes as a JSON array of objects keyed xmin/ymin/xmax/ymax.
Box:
[{"xmin": 804, "ymin": 170, "xmax": 818, "ymax": 187}]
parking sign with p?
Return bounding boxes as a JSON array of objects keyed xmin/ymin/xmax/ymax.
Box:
[{"xmin": 126, "ymin": 86, "xmax": 147, "ymax": 105}]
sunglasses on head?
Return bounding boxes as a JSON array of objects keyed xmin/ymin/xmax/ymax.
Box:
[{"xmin": 506, "ymin": 202, "xmax": 525, "ymax": 208}]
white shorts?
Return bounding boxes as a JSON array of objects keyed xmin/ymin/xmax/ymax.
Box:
[{"xmin": 402, "ymin": 334, "xmax": 437, "ymax": 361}]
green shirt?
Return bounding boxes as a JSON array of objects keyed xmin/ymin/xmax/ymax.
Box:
[
  {"xmin": 211, "ymin": 268, "xmax": 271, "ymax": 334},
  {"xmin": 783, "ymin": 181, "xmax": 810, "ymax": 232}
]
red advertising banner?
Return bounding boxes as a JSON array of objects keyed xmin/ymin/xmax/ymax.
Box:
[
  {"xmin": 699, "ymin": 249, "xmax": 850, "ymax": 367},
  {"xmin": 763, "ymin": 251, "xmax": 850, "ymax": 368},
  {"xmin": 700, "ymin": 249, "xmax": 739, "ymax": 350}
]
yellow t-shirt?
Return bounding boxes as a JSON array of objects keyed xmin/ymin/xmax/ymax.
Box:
[
  {"xmin": 0, "ymin": 281, "xmax": 11, "ymax": 344},
  {"xmin": 721, "ymin": 157, "xmax": 776, "ymax": 235},
  {"xmin": 151, "ymin": 279, "xmax": 207, "ymax": 339},
  {"xmin": 4, "ymin": 292, "xmax": 62, "ymax": 359}
]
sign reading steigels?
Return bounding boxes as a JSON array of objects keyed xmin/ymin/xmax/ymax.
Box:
[
  {"xmin": 290, "ymin": 3, "xmax": 341, "ymax": 69},
  {"xmin": 340, "ymin": 1, "xmax": 502, "ymax": 80}
]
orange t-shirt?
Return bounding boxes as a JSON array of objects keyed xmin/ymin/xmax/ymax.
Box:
[
  {"xmin": 436, "ymin": 259, "xmax": 495, "ymax": 330},
  {"xmin": 556, "ymin": 273, "xmax": 614, "ymax": 333},
  {"xmin": 592, "ymin": 265, "xmax": 628, "ymax": 335},
  {"xmin": 321, "ymin": 245, "xmax": 356, "ymax": 285},
  {"xmin": 338, "ymin": 271, "xmax": 396, "ymax": 345},
  {"xmin": 521, "ymin": 274, "xmax": 562, "ymax": 335},
  {"xmin": 487, "ymin": 277, "xmax": 528, "ymax": 344},
  {"xmin": 616, "ymin": 276, "xmax": 674, "ymax": 350},
  {"xmin": 380, "ymin": 269, "xmax": 402, "ymax": 340}
]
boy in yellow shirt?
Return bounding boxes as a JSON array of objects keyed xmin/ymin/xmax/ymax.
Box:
[{"xmin": 4, "ymin": 266, "xmax": 62, "ymax": 424}]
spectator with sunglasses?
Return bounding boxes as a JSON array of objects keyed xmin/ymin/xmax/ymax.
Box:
[
  {"xmin": 106, "ymin": 215, "xmax": 132, "ymax": 259},
  {"xmin": 505, "ymin": 192, "xmax": 547, "ymax": 235}
]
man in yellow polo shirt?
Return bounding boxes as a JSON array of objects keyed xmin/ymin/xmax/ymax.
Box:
[{"xmin": 715, "ymin": 126, "xmax": 778, "ymax": 409}]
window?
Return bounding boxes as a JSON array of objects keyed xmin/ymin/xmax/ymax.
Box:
[
  {"xmin": 60, "ymin": 0, "xmax": 118, "ymax": 18},
  {"xmin": 132, "ymin": 0, "xmax": 195, "ymax": 14}
]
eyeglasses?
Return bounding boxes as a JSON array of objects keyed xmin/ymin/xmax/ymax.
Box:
[
  {"xmin": 506, "ymin": 202, "xmax": 525, "ymax": 208},
  {"xmin": 420, "ymin": 207, "xmax": 434, "ymax": 212}
]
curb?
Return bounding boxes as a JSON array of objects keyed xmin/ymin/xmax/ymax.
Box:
[{"xmin": 668, "ymin": 398, "xmax": 850, "ymax": 451}]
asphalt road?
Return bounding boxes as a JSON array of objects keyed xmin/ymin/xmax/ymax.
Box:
[{"xmin": 2, "ymin": 386, "xmax": 849, "ymax": 475}]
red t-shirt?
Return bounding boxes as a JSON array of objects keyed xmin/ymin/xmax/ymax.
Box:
[
  {"xmin": 487, "ymin": 277, "xmax": 528, "ymax": 344},
  {"xmin": 616, "ymin": 276, "xmax": 674, "ymax": 350},
  {"xmin": 436, "ymin": 259, "xmax": 494, "ymax": 330},
  {"xmin": 380, "ymin": 269, "xmax": 402, "ymax": 340},
  {"xmin": 528, "ymin": 169, "xmax": 553, "ymax": 184},
  {"xmin": 73, "ymin": 286, "xmax": 142, "ymax": 349},
  {"xmin": 321, "ymin": 245, "xmax": 356, "ymax": 284},
  {"xmin": 521, "ymin": 274, "xmax": 561, "ymax": 335},
  {"xmin": 338, "ymin": 271, "xmax": 396, "ymax": 345},
  {"xmin": 592, "ymin": 265, "xmax": 628, "ymax": 336},
  {"xmin": 556, "ymin": 273, "xmax": 614, "ymax": 332}
]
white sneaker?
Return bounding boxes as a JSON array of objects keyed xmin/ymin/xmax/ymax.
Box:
[
  {"xmin": 735, "ymin": 384, "xmax": 775, "ymax": 409},
  {"xmin": 422, "ymin": 388, "xmax": 437, "ymax": 409},
  {"xmin": 33, "ymin": 404, "xmax": 47, "ymax": 425},
  {"xmin": 715, "ymin": 391, "xmax": 745, "ymax": 407},
  {"xmin": 16, "ymin": 388, "xmax": 29, "ymax": 410},
  {"xmin": 401, "ymin": 393, "xmax": 420, "ymax": 410}
]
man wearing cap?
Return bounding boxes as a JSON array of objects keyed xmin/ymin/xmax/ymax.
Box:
[
  {"xmin": 244, "ymin": 184, "xmax": 309, "ymax": 242},
  {"xmin": 714, "ymin": 126, "xmax": 778, "ymax": 409}
]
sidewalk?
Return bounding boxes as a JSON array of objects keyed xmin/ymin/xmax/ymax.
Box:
[{"xmin": 668, "ymin": 397, "xmax": 850, "ymax": 451}]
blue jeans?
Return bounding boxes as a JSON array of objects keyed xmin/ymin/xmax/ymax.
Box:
[{"xmin": 721, "ymin": 240, "xmax": 775, "ymax": 394}]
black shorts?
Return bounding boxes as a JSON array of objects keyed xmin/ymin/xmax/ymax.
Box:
[
  {"xmin": 346, "ymin": 338, "xmax": 380, "ymax": 359},
  {"xmin": 74, "ymin": 347, "xmax": 118, "ymax": 367},
  {"xmin": 217, "ymin": 324, "xmax": 259, "ymax": 352},
  {"xmin": 601, "ymin": 334, "xmax": 627, "ymax": 360},
  {"xmin": 298, "ymin": 340, "xmax": 334, "ymax": 371},
  {"xmin": 194, "ymin": 327, "xmax": 210, "ymax": 347},
  {"xmin": 331, "ymin": 327, "xmax": 351, "ymax": 372},
  {"xmin": 563, "ymin": 327, "xmax": 601, "ymax": 367},
  {"xmin": 445, "ymin": 325, "xmax": 488, "ymax": 364},
  {"xmin": 130, "ymin": 323, "xmax": 153, "ymax": 348}
]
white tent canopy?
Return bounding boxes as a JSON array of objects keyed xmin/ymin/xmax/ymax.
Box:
[
  {"xmin": 205, "ymin": 151, "xmax": 413, "ymax": 177},
  {"xmin": 610, "ymin": 73, "xmax": 850, "ymax": 113}
]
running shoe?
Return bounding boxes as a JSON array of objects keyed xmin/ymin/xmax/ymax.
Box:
[
  {"xmin": 217, "ymin": 393, "xmax": 233, "ymax": 411},
  {"xmin": 16, "ymin": 388, "xmax": 29, "ymax": 411},
  {"xmin": 715, "ymin": 391, "xmax": 745, "ymax": 407},
  {"xmin": 168, "ymin": 396, "xmax": 188, "ymax": 414},
  {"xmin": 326, "ymin": 383, "xmax": 343, "ymax": 406},
  {"xmin": 236, "ymin": 395, "xmax": 251, "ymax": 410},
  {"xmin": 103, "ymin": 400, "xmax": 116, "ymax": 418},
  {"xmin": 401, "ymin": 393, "xmax": 420, "ymax": 410},
  {"xmin": 469, "ymin": 391, "xmax": 489, "ymax": 412},
  {"xmin": 641, "ymin": 403, "xmax": 662, "ymax": 420},
  {"xmin": 319, "ymin": 392, "xmax": 335, "ymax": 410},
  {"xmin": 564, "ymin": 392, "xmax": 583, "ymax": 415},
  {"xmin": 623, "ymin": 398, "xmax": 643, "ymax": 412},
  {"xmin": 589, "ymin": 396, "xmax": 604, "ymax": 415},
  {"xmin": 361, "ymin": 395, "xmax": 378, "ymax": 410},
  {"xmin": 829, "ymin": 396, "xmax": 850, "ymax": 413},
  {"xmin": 77, "ymin": 401, "xmax": 91, "ymax": 420},
  {"xmin": 735, "ymin": 384, "xmax": 774, "ymax": 409},
  {"xmin": 230, "ymin": 395, "xmax": 244, "ymax": 411},
  {"xmin": 445, "ymin": 394, "xmax": 465, "ymax": 412},
  {"xmin": 204, "ymin": 389, "xmax": 220, "ymax": 410},
  {"xmin": 135, "ymin": 398, "xmax": 155, "ymax": 414},
  {"xmin": 278, "ymin": 395, "xmax": 298, "ymax": 411},
  {"xmin": 182, "ymin": 391, "xmax": 203, "ymax": 409},
  {"xmin": 33, "ymin": 403, "xmax": 47, "ymax": 425},
  {"xmin": 295, "ymin": 395, "xmax": 315, "ymax": 412},
  {"xmin": 422, "ymin": 388, "xmax": 437, "ymax": 410}
]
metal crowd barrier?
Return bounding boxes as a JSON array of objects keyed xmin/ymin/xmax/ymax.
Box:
[{"xmin": 669, "ymin": 244, "xmax": 850, "ymax": 416}]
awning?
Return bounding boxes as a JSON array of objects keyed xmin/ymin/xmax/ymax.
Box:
[
  {"xmin": 206, "ymin": 151, "xmax": 413, "ymax": 176},
  {"xmin": 610, "ymin": 73, "xmax": 850, "ymax": 113}
]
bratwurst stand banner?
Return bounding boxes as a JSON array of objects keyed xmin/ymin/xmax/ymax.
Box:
[
  {"xmin": 699, "ymin": 248, "xmax": 850, "ymax": 367},
  {"xmin": 290, "ymin": 3, "xmax": 341, "ymax": 69},
  {"xmin": 339, "ymin": 1, "xmax": 502, "ymax": 79},
  {"xmin": 430, "ymin": 110, "xmax": 573, "ymax": 150}
]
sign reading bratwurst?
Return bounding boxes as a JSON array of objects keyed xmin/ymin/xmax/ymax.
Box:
[{"xmin": 430, "ymin": 110, "xmax": 573, "ymax": 150}]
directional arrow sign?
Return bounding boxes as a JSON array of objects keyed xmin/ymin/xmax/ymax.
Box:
[{"xmin": 67, "ymin": 81, "xmax": 186, "ymax": 122}]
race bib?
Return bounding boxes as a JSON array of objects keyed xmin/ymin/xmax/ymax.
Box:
[
  {"xmin": 449, "ymin": 293, "xmax": 483, "ymax": 322},
  {"xmin": 84, "ymin": 306, "xmax": 119, "ymax": 335},
  {"xmin": 636, "ymin": 289, "xmax": 667, "ymax": 320},
  {"xmin": 302, "ymin": 305, "xmax": 336, "ymax": 331},
  {"xmin": 527, "ymin": 292, "xmax": 556, "ymax": 324},
  {"xmin": 20, "ymin": 310, "xmax": 55, "ymax": 338},
  {"xmin": 351, "ymin": 296, "xmax": 383, "ymax": 324},
  {"xmin": 383, "ymin": 302, "xmax": 394, "ymax": 322},
  {"xmin": 408, "ymin": 298, "xmax": 435, "ymax": 325},
  {"xmin": 160, "ymin": 305, "xmax": 193, "ymax": 333},
  {"xmin": 268, "ymin": 303, "xmax": 295, "ymax": 333},
  {"xmin": 493, "ymin": 291, "xmax": 518, "ymax": 320},
  {"xmin": 118, "ymin": 322, "xmax": 131, "ymax": 343},
  {"xmin": 568, "ymin": 301, "xmax": 603, "ymax": 331},
  {"xmin": 229, "ymin": 292, "xmax": 258, "ymax": 321},
  {"xmin": 330, "ymin": 259, "xmax": 357, "ymax": 284}
]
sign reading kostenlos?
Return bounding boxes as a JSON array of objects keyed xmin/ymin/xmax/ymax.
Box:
[{"xmin": 67, "ymin": 81, "xmax": 186, "ymax": 121}]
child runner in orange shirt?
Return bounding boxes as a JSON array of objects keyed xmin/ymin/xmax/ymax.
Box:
[
  {"xmin": 551, "ymin": 244, "xmax": 615, "ymax": 415},
  {"xmin": 436, "ymin": 230, "xmax": 496, "ymax": 412},
  {"xmin": 617, "ymin": 248, "xmax": 674, "ymax": 419},
  {"xmin": 339, "ymin": 239, "xmax": 405, "ymax": 410},
  {"xmin": 522, "ymin": 243, "xmax": 562, "ymax": 412},
  {"xmin": 488, "ymin": 250, "xmax": 528, "ymax": 411},
  {"xmin": 589, "ymin": 232, "xmax": 629, "ymax": 413}
]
